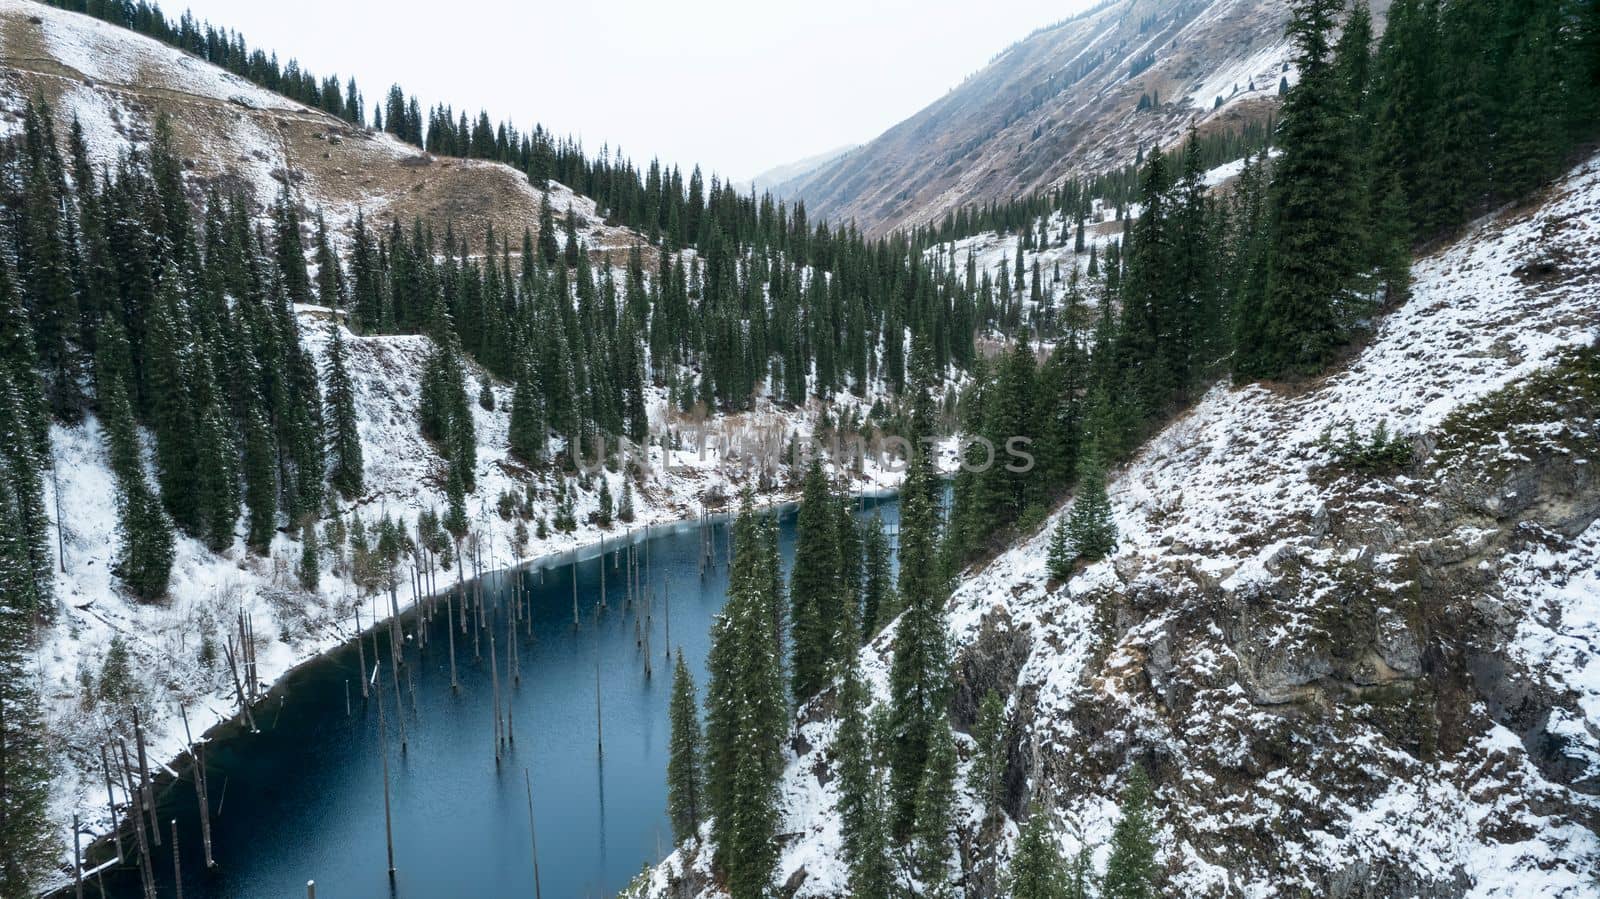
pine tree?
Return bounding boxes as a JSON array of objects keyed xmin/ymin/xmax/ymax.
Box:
[
  {"xmin": 297, "ymin": 518, "xmax": 320, "ymax": 591},
  {"xmin": 0, "ymin": 474, "xmax": 56, "ymax": 892},
  {"xmin": 835, "ymin": 645, "xmax": 892, "ymax": 897},
  {"xmin": 667, "ymin": 650, "xmax": 705, "ymax": 845},
  {"xmin": 507, "ymin": 352, "xmax": 545, "ymax": 465},
  {"xmin": 911, "ymin": 714, "xmax": 958, "ymax": 895},
  {"xmin": 860, "ymin": 514, "xmax": 893, "ymax": 639},
  {"xmin": 325, "ymin": 324, "xmax": 364, "ymax": 498},
  {"xmin": 0, "ymin": 370, "xmax": 52, "ymax": 617},
  {"xmin": 1064, "ymin": 450, "xmax": 1117, "ymax": 563},
  {"xmin": 1010, "ymin": 806, "xmax": 1070, "ymax": 899},
  {"xmin": 704, "ymin": 494, "xmax": 786, "ymax": 896},
  {"xmin": 790, "ymin": 457, "xmax": 841, "ymax": 702},
  {"xmin": 96, "ymin": 327, "xmax": 174, "ymax": 600},
  {"xmin": 887, "ymin": 435, "xmax": 952, "ymax": 835},
  {"xmin": 1239, "ymin": 0, "xmax": 1365, "ymax": 378},
  {"xmin": 1103, "ymin": 765, "xmax": 1159, "ymax": 899},
  {"xmin": 973, "ymin": 688, "xmax": 1008, "ymax": 830}
]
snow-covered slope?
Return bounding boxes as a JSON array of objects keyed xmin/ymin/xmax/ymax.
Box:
[
  {"xmin": 639, "ymin": 154, "xmax": 1600, "ymax": 898},
  {"xmin": 0, "ymin": 0, "xmax": 639, "ymax": 256},
  {"xmin": 40, "ymin": 303, "xmax": 919, "ymax": 876},
  {"xmin": 0, "ymin": 1, "xmax": 932, "ymax": 880},
  {"xmin": 781, "ymin": 0, "xmax": 1309, "ymax": 235}
]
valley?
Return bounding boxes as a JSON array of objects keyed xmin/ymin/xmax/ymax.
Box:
[{"xmin": 0, "ymin": 0, "xmax": 1596, "ymax": 897}]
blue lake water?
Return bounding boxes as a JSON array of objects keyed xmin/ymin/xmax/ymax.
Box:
[{"xmin": 94, "ymin": 494, "xmax": 900, "ymax": 899}]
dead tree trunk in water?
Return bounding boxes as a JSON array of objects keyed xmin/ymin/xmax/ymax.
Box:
[
  {"xmin": 375, "ymin": 664, "xmax": 397, "ymax": 882},
  {"xmin": 222, "ymin": 638, "xmax": 257, "ymax": 731},
  {"xmin": 170, "ymin": 819, "xmax": 183, "ymax": 899},
  {"xmin": 119, "ymin": 741, "xmax": 156, "ymax": 899},
  {"xmin": 99, "ymin": 744, "xmax": 123, "ymax": 863},
  {"xmin": 179, "ymin": 706, "xmax": 214, "ymax": 869},
  {"xmin": 525, "ymin": 768, "xmax": 543, "ymax": 899},
  {"xmin": 355, "ymin": 610, "xmax": 368, "ymax": 699},
  {"xmin": 133, "ymin": 710, "xmax": 159, "ymax": 846},
  {"xmin": 446, "ymin": 589, "xmax": 459, "ymax": 691}
]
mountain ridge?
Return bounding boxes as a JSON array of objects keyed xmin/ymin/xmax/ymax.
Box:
[{"xmin": 782, "ymin": 0, "xmax": 1323, "ymax": 236}]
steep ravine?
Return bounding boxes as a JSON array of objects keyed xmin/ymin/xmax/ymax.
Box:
[{"xmin": 639, "ymin": 155, "xmax": 1600, "ymax": 898}]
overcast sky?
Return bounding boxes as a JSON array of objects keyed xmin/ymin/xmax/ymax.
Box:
[{"xmin": 175, "ymin": 0, "xmax": 1090, "ymax": 182}]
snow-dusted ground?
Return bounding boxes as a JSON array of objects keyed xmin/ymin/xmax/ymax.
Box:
[
  {"xmin": 37, "ymin": 300, "xmax": 937, "ymax": 880},
  {"xmin": 637, "ymin": 155, "xmax": 1600, "ymax": 899},
  {"xmin": 0, "ymin": 0, "xmax": 646, "ymax": 263}
]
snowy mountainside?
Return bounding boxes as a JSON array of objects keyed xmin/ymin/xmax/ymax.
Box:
[
  {"xmin": 0, "ymin": 0, "xmax": 637, "ymax": 256},
  {"xmin": 40, "ymin": 302, "xmax": 916, "ymax": 873},
  {"xmin": 781, "ymin": 0, "xmax": 1315, "ymax": 235},
  {"xmin": 0, "ymin": 0, "xmax": 935, "ymax": 875},
  {"xmin": 742, "ymin": 144, "xmax": 858, "ymax": 197},
  {"xmin": 639, "ymin": 153, "xmax": 1600, "ymax": 898}
]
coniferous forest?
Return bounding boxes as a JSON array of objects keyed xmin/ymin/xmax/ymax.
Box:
[{"xmin": 1, "ymin": 0, "xmax": 1598, "ymax": 895}]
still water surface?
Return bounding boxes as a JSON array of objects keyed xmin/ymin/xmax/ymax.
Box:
[{"xmin": 98, "ymin": 495, "xmax": 900, "ymax": 899}]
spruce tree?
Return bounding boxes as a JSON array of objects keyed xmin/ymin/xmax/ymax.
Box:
[
  {"xmin": 667, "ymin": 650, "xmax": 705, "ymax": 845},
  {"xmin": 313, "ymin": 211, "xmax": 343, "ymax": 308},
  {"xmin": 1066, "ymin": 846, "xmax": 1093, "ymax": 899},
  {"xmin": 508, "ymin": 352, "xmax": 545, "ymax": 464},
  {"xmin": 419, "ymin": 317, "xmax": 477, "ymax": 491},
  {"xmin": 973, "ymin": 688, "xmax": 1008, "ymax": 830},
  {"xmin": 194, "ymin": 388, "xmax": 239, "ymax": 552},
  {"xmin": 860, "ymin": 514, "xmax": 893, "ymax": 639},
  {"xmin": 911, "ymin": 714, "xmax": 958, "ymax": 895},
  {"xmin": 0, "ymin": 477, "xmax": 56, "ymax": 892},
  {"xmin": 887, "ymin": 437, "xmax": 952, "ymax": 835},
  {"xmin": 297, "ymin": 518, "xmax": 320, "ymax": 591},
  {"xmin": 444, "ymin": 462, "xmax": 469, "ymax": 539},
  {"xmin": 145, "ymin": 266, "xmax": 205, "ymax": 532},
  {"xmin": 704, "ymin": 494, "xmax": 786, "ymax": 896},
  {"xmin": 596, "ymin": 476, "xmax": 613, "ymax": 527},
  {"xmin": 1065, "ymin": 450, "xmax": 1117, "ymax": 563},
  {"xmin": 1010, "ymin": 807, "xmax": 1070, "ymax": 899},
  {"xmin": 325, "ymin": 324, "xmax": 364, "ymax": 498},
  {"xmin": 242, "ymin": 405, "xmax": 278, "ymax": 554},
  {"xmin": 97, "ymin": 329, "xmax": 175, "ymax": 600},
  {"xmin": 1047, "ymin": 514, "xmax": 1075, "ymax": 580},
  {"xmin": 618, "ymin": 478, "xmax": 635, "ymax": 523},
  {"xmin": 1240, "ymin": 0, "xmax": 1365, "ymax": 378},
  {"xmin": 0, "ymin": 370, "xmax": 52, "ymax": 617},
  {"xmin": 790, "ymin": 457, "xmax": 841, "ymax": 702},
  {"xmin": 1103, "ymin": 765, "xmax": 1159, "ymax": 899},
  {"xmin": 17, "ymin": 96, "xmax": 85, "ymax": 422},
  {"xmin": 835, "ymin": 644, "xmax": 891, "ymax": 897},
  {"xmin": 0, "ymin": 264, "xmax": 48, "ymax": 460}
]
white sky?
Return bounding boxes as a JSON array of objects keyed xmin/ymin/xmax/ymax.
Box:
[{"xmin": 174, "ymin": 0, "xmax": 1090, "ymax": 182}]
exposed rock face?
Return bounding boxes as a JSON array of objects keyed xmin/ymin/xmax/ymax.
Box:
[
  {"xmin": 636, "ymin": 156, "xmax": 1600, "ymax": 899},
  {"xmin": 781, "ymin": 0, "xmax": 1333, "ymax": 236},
  {"xmin": 1029, "ymin": 351, "xmax": 1599, "ymax": 896}
]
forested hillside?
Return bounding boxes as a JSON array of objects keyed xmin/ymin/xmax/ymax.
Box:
[
  {"xmin": 638, "ymin": 0, "xmax": 1600, "ymax": 896},
  {"xmin": 0, "ymin": 0, "xmax": 1596, "ymax": 894}
]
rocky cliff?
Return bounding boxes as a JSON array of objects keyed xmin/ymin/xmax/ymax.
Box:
[{"xmin": 638, "ymin": 153, "xmax": 1600, "ymax": 899}]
